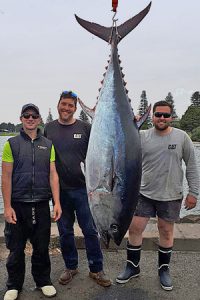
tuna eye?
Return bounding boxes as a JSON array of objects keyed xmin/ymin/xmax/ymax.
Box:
[{"xmin": 110, "ymin": 224, "xmax": 118, "ymax": 233}]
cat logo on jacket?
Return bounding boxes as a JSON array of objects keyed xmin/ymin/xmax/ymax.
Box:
[{"xmin": 74, "ymin": 134, "xmax": 82, "ymax": 139}]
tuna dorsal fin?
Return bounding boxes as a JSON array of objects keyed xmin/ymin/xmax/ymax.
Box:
[{"xmin": 75, "ymin": 2, "xmax": 151, "ymax": 44}]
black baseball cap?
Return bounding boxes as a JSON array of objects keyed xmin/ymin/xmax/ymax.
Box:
[{"xmin": 21, "ymin": 103, "xmax": 40, "ymax": 115}]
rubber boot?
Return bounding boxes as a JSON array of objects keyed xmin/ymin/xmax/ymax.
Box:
[
  {"xmin": 158, "ymin": 246, "xmax": 173, "ymax": 291},
  {"xmin": 116, "ymin": 242, "xmax": 141, "ymax": 284}
]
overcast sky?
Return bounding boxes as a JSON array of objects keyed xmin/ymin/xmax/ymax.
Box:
[{"xmin": 0, "ymin": 0, "xmax": 199, "ymax": 124}]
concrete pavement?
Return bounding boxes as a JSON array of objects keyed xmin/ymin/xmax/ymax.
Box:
[
  {"xmin": 0, "ymin": 214, "xmax": 200, "ymax": 299},
  {"xmin": 0, "ymin": 246, "xmax": 200, "ymax": 300},
  {"xmin": 0, "ymin": 214, "xmax": 200, "ymax": 251}
]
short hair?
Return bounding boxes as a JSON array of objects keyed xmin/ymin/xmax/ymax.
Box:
[
  {"xmin": 58, "ymin": 91, "xmax": 77, "ymax": 107},
  {"xmin": 153, "ymin": 101, "xmax": 173, "ymax": 113}
]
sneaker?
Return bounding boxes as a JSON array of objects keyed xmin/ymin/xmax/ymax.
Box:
[
  {"xmin": 4, "ymin": 289, "xmax": 18, "ymax": 300},
  {"xmin": 116, "ymin": 263, "xmax": 140, "ymax": 284},
  {"xmin": 159, "ymin": 267, "xmax": 173, "ymax": 291},
  {"xmin": 59, "ymin": 269, "xmax": 78, "ymax": 285},
  {"xmin": 89, "ymin": 271, "xmax": 112, "ymax": 287},
  {"xmin": 40, "ymin": 285, "xmax": 57, "ymax": 297}
]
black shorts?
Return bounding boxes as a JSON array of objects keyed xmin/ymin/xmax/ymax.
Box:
[{"xmin": 134, "ymin": 194, "xmax": 182, "ymax": 222}]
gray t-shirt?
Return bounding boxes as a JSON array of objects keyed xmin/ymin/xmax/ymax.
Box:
[{"xmin": 140, "ymin": 127, "xmax": 199, "ymax": 201}]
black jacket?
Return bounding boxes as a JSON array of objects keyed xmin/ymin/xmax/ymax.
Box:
[{"xmin": 9, "ymin": 128, "xmax": 52, "ymax": 202}]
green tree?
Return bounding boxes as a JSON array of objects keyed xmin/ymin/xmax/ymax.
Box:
[
  {"xmin": 46, "ymin": 108, "xmax": 53, "ymax": 124},
  {"xmin": 191, "ymin": 91, "xmax": 200, "ymax": 106},
  {"xmin": 180, "ymin": 105, "xmax": 200, "ymax": 133},
  {"xmin": 79, "ymin": 110, "xmax": 90, "ymax": 123},
  {"xmin": 170, "ymin": 119, "xmax": 181, "ymax": 129},
  {"xmin": 191, "ymin": 126, "xmax": 200, "ymax": 142},
  {"xmin": 0, "ymin": 122, "xmax": 8, "ymax": 131},
  {"xmin": 165, "ymin": 92, "xmax": 178, "ymax": 118},
  {"xmin": 15, "ymin": 123, "xmax": 22, "ymax": 132},
  {"xmin": 138, "ymin": 90, "xmax": 151, "ymax": 129},
  {"xmin": 7, "ymin": 122, "xmax": 15, "ymax": 132},
  {"xmin": 0, "ymin": 122, "xmax": 15, "ymax": 132}
]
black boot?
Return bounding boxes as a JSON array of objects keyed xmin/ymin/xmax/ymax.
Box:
[
  {"xmin": 116, "ymin": 242, "xmax": 141, "ymax": 284},
  {"xmin": 158, "ymin": 246, "xmax": 173, "ymax": 291}
]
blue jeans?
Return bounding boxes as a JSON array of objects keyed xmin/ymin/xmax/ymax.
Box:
[{"xmin": 57, "ymin": 188, "xmax": 103, "ymax": 273}]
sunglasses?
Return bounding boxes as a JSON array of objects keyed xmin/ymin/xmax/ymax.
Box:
[
  {"xmin": 154, "ymin": 112, "xmax": 171, "ymax": 118},
  {"xmin": 22, "ymin": 113, "xmax": 40, "ymax": 119},
  {"xmin": 61, "ymin": 90, "xmax": 78, "ymax": 98}
]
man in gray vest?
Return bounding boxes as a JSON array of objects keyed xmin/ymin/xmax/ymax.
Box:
[{"xmin": 2, "ymin": 103, "xmax": 62, "ymax": 300}]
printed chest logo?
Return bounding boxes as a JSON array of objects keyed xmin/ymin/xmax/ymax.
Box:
[
  {"xmin": 38, "ymin": 145, "xmax": 48, "ymax": 150},
  {"xmin": 74, "ymin": 134, "xmax": 82, "ymax": 139},
  {"xmin": 168, "ymin": 144, "xmax": 177, "ymax": 150}
]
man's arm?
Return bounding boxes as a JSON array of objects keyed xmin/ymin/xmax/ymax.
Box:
[
  {"xmin": 1, "ymin": 162, "xmax": 17, "ymax": 224},
  {"xmin": 183, "ymin": 134, "xmax": 199, "ymax": 210},
  {"xmin": 50, "ymin": 162, "xmax": 62, "ymax": 221}
]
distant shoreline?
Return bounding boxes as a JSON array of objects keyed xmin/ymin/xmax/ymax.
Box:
[{"xmin": 0, "ymin": 133, "xmax": 16, "ymax": 137}]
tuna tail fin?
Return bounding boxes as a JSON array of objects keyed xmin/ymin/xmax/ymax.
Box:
[
  {"xmin": 75, "ymin": 2, "xmax": 151, "ymax": 44},
  {"xmin": 117, "ymin": 2, "xmax": 151, "ymax": 43},
  {"xmin": 75, "ymin": 14, "xmax": 111, "ymax": 43}
]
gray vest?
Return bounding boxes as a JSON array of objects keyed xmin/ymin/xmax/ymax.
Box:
[{"xmin": 9, "ymin": 128, "xmax": 52, "ymax": 202}]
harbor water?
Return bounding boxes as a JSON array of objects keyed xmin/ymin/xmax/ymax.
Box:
[{"xmin": 0, "ymin": 136, "xmax": 200, "ymax": 217}]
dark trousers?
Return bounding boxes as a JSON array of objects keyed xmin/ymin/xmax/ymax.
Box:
[
  {"xmin": 57, "ymin": 188, "xmax": 103, "ymax": 273},
  {"xmin": 4, "ymin": 201, "xmax": 52, "ymax": 291}
]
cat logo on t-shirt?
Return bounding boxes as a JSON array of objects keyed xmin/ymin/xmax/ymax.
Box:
[
  {"xmin": 168, "ymin": 144, "xmax": 177, "ymax": 150},
  {"xmin": 74, "ymin": 134, "xmax": 82, "ymax": 139}
]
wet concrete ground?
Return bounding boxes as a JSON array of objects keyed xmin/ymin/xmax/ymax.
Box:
[{"xmin": 0, "ymin": 244, "xmax": 200, "ymax": 300}]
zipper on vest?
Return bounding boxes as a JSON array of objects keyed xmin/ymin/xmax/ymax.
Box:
[{"xmin": 31, "ymin": 140, "xmax": 35, "ymax": 200}]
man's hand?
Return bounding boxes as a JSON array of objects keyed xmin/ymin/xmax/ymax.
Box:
[
  {"xmin": 4, "ymin": 207, "xmax": 17, "ymax": 224},
  {"xmin": 52, "ymin": 203, "xmax": 62, "ymax": 222},
  {"xmin": 184, "ymin": 194, "xmax": 197, "ymax": 210}
]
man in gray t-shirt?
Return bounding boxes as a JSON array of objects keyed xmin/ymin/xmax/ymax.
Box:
[{"xmin": 116, "ymin": 101, "xmax": 199, "ymax": 291}]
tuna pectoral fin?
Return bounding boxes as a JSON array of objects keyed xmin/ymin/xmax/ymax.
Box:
[
  {"xmin": 101, "ymin": 231, "xmax": 111, "ymax": 249},
  {"xmin": 78, "ymin": 98, "xmax": 96, "ymax": 120},
  {"xmin": 136, "ymin": 104, "xmax": 151, "ymax": 129},
  {"xmin": 80, "ymin": 162, "xmax": 85, "ymax": 176}
]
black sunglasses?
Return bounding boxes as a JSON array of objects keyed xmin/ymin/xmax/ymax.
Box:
[
  {"xmin": 154, "ymin": 112, "xmax": 171, "ymax": 118},
  {"xmin": 22, "ymin": 113, "xmax": 40, "ymax": 119}
]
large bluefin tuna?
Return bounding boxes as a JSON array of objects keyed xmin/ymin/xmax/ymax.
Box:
[{"xmin": 75, "ymin": 2, "xmax": 151, "ymax": 247}]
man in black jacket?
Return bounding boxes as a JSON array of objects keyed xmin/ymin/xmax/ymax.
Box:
[
  {"xmin": 44, "ymin": 91, "xmax": 111, "ymax": 287},
  {"xmin": 2, "ymin": 103, "xmax": 62, "ymax": 300}
]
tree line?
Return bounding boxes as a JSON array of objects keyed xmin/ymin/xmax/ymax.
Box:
[{"xmin": 0, "ymin": 92, "xmax": 200, "ymax": 141}]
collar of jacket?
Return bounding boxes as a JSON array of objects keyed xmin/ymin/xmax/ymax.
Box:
[{"xmin": 20, "ymin": 127, "xmax": 42, "ymax": 140}]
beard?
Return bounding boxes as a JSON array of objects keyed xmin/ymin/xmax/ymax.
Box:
[{"xmin": 154, "ymin": 122, "xmax": 169, "ymax": 131}]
